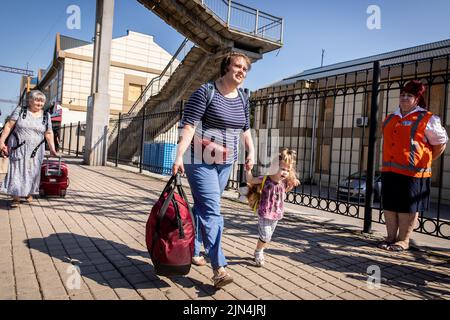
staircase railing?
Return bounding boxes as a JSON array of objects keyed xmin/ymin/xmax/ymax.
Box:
[
  {"xmin": 201, "ymin": 0, "xmax": 283, "ymax": 43},
  {"xmin": 108, "ymin": 37, "xmax": 191, "ymax": 139}
]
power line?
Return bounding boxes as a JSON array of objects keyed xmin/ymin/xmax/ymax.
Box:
[
  {"xmin": 0, "ymin": 65, "xmax": 33, "ymax": 76},
  {"xmin": 0, "ymin": 98, "xmax": 19, "ymax": 104},
  {"xmin": 27, "ymin": 7, "xmax": 68, "ymax": 67}
]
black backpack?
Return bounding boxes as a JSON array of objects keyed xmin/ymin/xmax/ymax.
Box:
[
  {"xmin": 204, "ymin": 81, "xmax": 249, "ymax": 109},
  {"xmin": 1, "ymin": 106, "xmax": 50, "ymax": 158}
]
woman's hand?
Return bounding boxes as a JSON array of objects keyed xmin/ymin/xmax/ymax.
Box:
[
  {"xmin": 245, "ymin": 153, "xmax": 255, "ymax": 171},
  {"xmin": 0, "ymin": 143, "xmax": 8, "ymax": 158},
  {"xmin": 49, "ymin": 149, "xmax": 58, "ymax": 157},
  {"xmin": 172, "ymin": 155, "xmax": 184, "ymax": 176}
]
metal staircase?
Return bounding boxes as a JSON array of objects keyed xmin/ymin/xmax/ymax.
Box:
[{"xmin": 108, "ymin": 0, "xmax": 283, "ymax": 163}]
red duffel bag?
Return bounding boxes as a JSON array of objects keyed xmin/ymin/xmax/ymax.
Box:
[{"xmin": 145, "ymin": 173, "xmax": 195, "ymax": 276}]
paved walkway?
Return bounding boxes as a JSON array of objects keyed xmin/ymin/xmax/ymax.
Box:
[{"xmin": 0, "ymin": 157, "xmax": 449, "ymax": 300}]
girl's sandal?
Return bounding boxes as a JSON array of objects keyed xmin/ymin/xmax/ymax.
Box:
[{"xmin": 377, "ymin": 241, "xmax": 391, "ymax": 250}]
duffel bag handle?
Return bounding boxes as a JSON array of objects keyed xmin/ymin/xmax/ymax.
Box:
[{"xmin": 157, "ymin": 173, "xmax": 196, "ymax": 234}]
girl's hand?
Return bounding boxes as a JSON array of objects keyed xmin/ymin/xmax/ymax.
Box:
[{"xmin": 287, "ymin": 178, "xmax": 300, "ymax": 191}]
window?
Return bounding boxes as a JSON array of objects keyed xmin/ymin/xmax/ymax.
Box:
[{"xmin": 128, "ymin": 83, "xmax": 144, "ymax": 102}]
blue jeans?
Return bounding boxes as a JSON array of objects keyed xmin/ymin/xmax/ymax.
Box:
[{"xmin": 184, "ymin": 163, "xmax": 233, "ymax": 269}]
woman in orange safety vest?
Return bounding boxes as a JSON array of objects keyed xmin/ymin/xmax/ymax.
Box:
[{"xmin": 379, "ymin": 80, "xmax": 448, "ymax": 252}]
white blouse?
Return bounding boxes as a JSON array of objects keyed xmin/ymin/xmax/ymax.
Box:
[{"xmin": 393, "ymin": 106, "xmax": 448, "ymax": 145}]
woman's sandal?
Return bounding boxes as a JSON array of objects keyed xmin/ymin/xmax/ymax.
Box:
[
  {"xmin": 387, "ymin": 244, "xmax": 408, "ymax": 252},
  {"xmin": 212, "ymin": 271, "xmax": 233, "ymax": 289},
  {"xmin": 10, "ymin": 200, "xmax": 20, "ymax": 208}
]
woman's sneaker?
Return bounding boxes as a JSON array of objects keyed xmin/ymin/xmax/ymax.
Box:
[
  {"xmin": 254, "ymin": 250, "xmax": 265, "ymax": 267},
  {"xmin": 191, "ymin": 256, "xmax": 207, "ymax": 266}
]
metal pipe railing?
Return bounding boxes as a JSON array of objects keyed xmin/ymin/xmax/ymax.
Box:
[{"xmin": 201, "ymin": 0, "xmax": 283, "ymax": 43}]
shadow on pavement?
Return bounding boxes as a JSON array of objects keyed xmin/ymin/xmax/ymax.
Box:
[
  {"xmin": 221, "ymin": 206, "xmax": 450, "ymax": 299},
  {"xmin": 25, "ymin": 233, "xmax": 217, "ymax": 297}
]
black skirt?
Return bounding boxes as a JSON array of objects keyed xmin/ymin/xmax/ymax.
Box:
[{"xmin": 381, "ymin": 171, "xmax": 430, "ymax": 213}]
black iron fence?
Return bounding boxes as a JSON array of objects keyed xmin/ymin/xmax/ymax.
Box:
[
  {"xmin": 60, "ymin": 55, "xmax": 450, "ymax": 239},
  {"xmin": 250, "ymin": 54, "xmax": 450, "ymax": 239}
]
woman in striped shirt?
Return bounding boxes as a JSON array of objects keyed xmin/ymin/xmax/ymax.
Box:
[{"xmin": 172, "ymin": 52, "xmax": 255, "ymax": 289}]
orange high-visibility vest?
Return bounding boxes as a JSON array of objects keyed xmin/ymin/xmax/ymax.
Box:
[{"xmin": 382, "ymin": 110, "xmax": 433, "ymax": 178}]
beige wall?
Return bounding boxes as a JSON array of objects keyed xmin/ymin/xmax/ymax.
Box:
[{"xmin": 58, "ymin": 31, "xmax": 177, "ymax": 124}]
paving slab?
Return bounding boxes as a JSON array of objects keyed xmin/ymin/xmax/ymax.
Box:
[{"xmin": 0, "ymin": 157, "xmax": 448, "ymax": 300}]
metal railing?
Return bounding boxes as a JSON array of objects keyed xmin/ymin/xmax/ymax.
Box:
[
  {"xmin": 59, "ymin": 53, "xmax": 450, "ymax": 239},
  {"xmin": 247, "ymin": 53, "xmax": 450, "ymax": 239},
  {"xmin": 201, "ymin": 0, "xmax": 283, "ymax": 43}
]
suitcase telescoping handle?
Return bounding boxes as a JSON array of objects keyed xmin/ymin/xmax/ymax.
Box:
[{"xmin": 45, "ymin": 155, "xmax": 62, "ymax": 176}]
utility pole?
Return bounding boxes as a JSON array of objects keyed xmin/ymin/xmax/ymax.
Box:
[
  {"xmin": 84, "ymin": 0, "xmax": 115, "ymax": 165},
  {"xmin": 321, "ymin": 49, "xmax": 325, "ymax": 67}
]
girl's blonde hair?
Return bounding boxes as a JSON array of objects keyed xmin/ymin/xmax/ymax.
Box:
[
  {"xmin": 247, "ymin": 148, "xmax": 299, "ymax": 210},
  {"xmin": 279, "ymin": 148, "xmax": 298, "ymax": 186}
]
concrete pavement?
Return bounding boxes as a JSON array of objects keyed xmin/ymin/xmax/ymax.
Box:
[{"xmin": 0, "ymin": 157, "xmax": 449, "ymax": 300}]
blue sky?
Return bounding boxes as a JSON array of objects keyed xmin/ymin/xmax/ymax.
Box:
[{"xmin": 1, "ymin": 0, "xmax": 449, "ymax": 122}]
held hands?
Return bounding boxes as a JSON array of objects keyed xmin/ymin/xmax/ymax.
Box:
[
  {"xmin": 287, "ymin": 178, "xmax": 300, "ymax": 191},
  {"xmin": 245, "ymin": 153, "xmax": 255, "ymax": 171}
]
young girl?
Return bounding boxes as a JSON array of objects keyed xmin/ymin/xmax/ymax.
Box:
[{"xmin": 246, "ymin": 148, "xmax": 300, "ymax": 266}]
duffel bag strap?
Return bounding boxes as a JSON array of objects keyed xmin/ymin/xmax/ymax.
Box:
[
  {"xmin": 176, "ymin": 176, "xmax": 196, "ymax": 234},
  {"xmin": 161, "ymin": 174, "xmax": 178, "ymax": 196},
  {"xmin": 158, "ymin": 185, "xmax": 176, "ymax": 223},
  {"xmin": 172, "ymin": 199, "xmax": 185, "ymax": 239},
  {"xmin": 151, "ymin": 184, "xmax": 176, "ymax": 255}
]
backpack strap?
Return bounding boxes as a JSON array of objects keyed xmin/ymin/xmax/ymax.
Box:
[
  {"xmin": 205, "ymin": 82, "xmax": 215, "ymax": 109},
  {"xmin": 252, "ymin": 175, "xmax": 268, "ymax": 213},
  {"xmin": 206, "ymin": 82, "xmax": 249, "ymax": 109},
  {"xmin": 43, "ymin": 109, "xmax": 49, "ymax": 131},
  {"xmin": 29, "ymin": 110, "xmax": 51, "ymax": 158},
  {"xmin": 237, "ymin": 87, "xmax": 249, "ymax": 109},
  {"xmin": 11, "ymin": 131, "xmax": 26, "ymax": 151},
  {"xmin": 21, "ymin": 106, "xmax": 27, "ymax": 119},
  {"xmin": 30, "ymin": 139, "xmax": 45, "ymax": 158}
]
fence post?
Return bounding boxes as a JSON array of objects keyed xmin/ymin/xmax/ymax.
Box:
[
  {"xmin": 363, "ymin": 61, "xmax": 381, "ymax": 234},
  {"xmin": 68, "ymin": 122, "xmax": 73, "ymax": 155},
  {"xmin": 62, "ymin": 124, "xmax": 65, "ymax": 153},
  {"xmin": 254, "ymin": 9, "xmax": 259, "ymax": 35},
  {"xmin": 139, "ymin": 107, "xmax": 146, "ymax": 173},
  {"xmin": 76, "ymin": 121, "xmax": 81, "ymax": 157},
  {"xmin": 116, "ymin": 113, "xmax": 121, "ymax": 167}
]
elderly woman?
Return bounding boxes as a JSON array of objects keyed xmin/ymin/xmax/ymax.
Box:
[
  {"xmin": 172, "ymin": 52, "xmax": 255, "ymax": 288},
  {"xmin": 380, "ymin": 80, "xmax": 448, "ymax": 251},
  {"xmin": 0, "ymin": 90, "xmax": 58, "ymax": 207}
]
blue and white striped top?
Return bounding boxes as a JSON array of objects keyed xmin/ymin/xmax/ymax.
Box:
[{"xmin": 181, "ymin": 83, "xmax": 250, "ymax": 164}]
